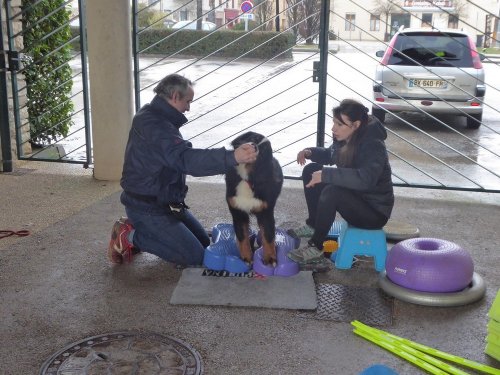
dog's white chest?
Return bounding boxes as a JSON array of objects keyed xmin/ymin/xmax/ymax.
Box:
[{"xmin": 232, "ymin": 164, "xmax": 263, "ymax": 213}]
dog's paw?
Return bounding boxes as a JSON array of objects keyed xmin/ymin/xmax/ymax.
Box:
[
  {"xmin": 238, "ymin": 243, "xmax": 254, "ymax": 266},
  {"xmin": 262, "ymin": 255, "xmax": 277, "ymax": 268}
]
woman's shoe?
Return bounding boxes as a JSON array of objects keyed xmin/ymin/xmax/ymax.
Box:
[
  {"xmin": 287, "ymin": 225, "xmax": 314, "ymax": 238},
  {"xmin": 287, "ymin": 242, "xmax": 323, "ymax": 264},
  {"xmin": 299, "ymin": 257, "xmax": 332, "ymax": 273}
]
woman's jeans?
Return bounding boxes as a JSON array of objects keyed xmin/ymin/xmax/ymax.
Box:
[
  {"xmin": 302, "ymin": 163, "xmax": 388, "ymax": 248},
  {"xmin": 125, "ymin": 207, "xmax": 210, "ymax": 266}
]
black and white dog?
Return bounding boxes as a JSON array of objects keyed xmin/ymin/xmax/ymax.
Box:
[{"xmin": 226, "ymin": 132, "xmax": 283, "ymax": 266}]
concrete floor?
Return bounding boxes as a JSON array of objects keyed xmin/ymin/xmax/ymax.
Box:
[{"xmin": 0, "ymin": 161, "xmax": 499, "ymax": 374}]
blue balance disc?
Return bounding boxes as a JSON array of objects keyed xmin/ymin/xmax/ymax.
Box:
[
  {"xmin": 253, "ymin": 227, "xmax": 300, "ymax": 277},
  {"xmin": 203, "ymin": 223, "xmax": 253, "ymax": 273}
]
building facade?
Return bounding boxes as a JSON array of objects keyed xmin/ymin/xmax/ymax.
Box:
[
  {"xmin": 331, "ymin": 0, "xmax": 500, "ymax": 46},
  {"xmin": 142, "ymin": 0, "xmax": 242, "ymax": 27},
  {"xmin": 140, "ymin": 0, "xmax": 500, "ymax": 46}
]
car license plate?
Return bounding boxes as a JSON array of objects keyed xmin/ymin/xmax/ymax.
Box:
[{"xmin": 408, "ymin": 79, "xmax": 447, "ymax": 89}]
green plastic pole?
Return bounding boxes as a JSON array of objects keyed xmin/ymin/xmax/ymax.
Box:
[
  {"xmin": 353, "ymin": 329, "xmax": 451, "ymax": 375},
  {"xmin": 354, "ymin": 328, "xmax": 470, "ymax": 375},
  {"xmin": 352, "ymin": 321, "xmax": 500, "ymax": 375}
]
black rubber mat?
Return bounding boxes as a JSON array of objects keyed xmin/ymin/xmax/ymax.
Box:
[{"xmin": 298, "ymin": 283, "xmax": 394, "ymax": 326}]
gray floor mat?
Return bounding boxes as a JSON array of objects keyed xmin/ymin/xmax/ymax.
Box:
[
  {"xmin": 298, "ymin": 283, "xmax": 394, "ymax": 326},
  {"xmin": 170, "ymin": 268, "xmax": 318, "ymax": 310}
]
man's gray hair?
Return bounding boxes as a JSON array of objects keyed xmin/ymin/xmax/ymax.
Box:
[{"xmin": 153, "ymin": 74, "xmax": 193, "ymax": 100}]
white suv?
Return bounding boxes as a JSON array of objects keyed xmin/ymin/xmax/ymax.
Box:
[{"xmin": 372, "ymin": 28, "xmax": 486, "ymax": 129}]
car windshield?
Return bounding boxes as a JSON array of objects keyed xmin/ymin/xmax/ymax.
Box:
[{"xmin": 388, "ymin": 33, "xmax": 473, "ymax": 68}]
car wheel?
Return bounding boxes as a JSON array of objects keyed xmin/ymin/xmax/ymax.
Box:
[
  {"xmin": 372, "ymin": 107, "xmax": 386, "ymax": 123},
  {"xmin": 466, "ymin": 113, "xmax": 482, "ymax": 129}
]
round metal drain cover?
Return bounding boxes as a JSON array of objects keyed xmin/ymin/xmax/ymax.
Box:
[{"xmin": 40, "ymin": 332, "xmax": 203, "ymax": 375}]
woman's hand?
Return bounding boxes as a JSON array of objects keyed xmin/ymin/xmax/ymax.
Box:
[
  {"xmin": 297, "ymin": 148, "xmax": 312, "ymax": 165},
  {"xmin": 306, "ymin": 170, "xmax": 322, "ymax": 188}
]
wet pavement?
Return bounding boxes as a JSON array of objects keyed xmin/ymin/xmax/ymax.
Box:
[
  {"xmin": 0, "ymin": 161, "xmax": 499, "ymax": 374},
  {"xmin": 61, "ymin": 43, "xmax": 500, "ymax": 191}
]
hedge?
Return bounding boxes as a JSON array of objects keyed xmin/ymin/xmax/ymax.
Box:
[
  {"xmin": 138, "ymin": 28, "xmax": 295, "ymax": 59},
  {"xmin": 23, "ymin": 0, "xmax": 74, "ymax": 146},
  {"xmin": 71, "ymin": 26, "xmax": 295, "ymax": 59}
]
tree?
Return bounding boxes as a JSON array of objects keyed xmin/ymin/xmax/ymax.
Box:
[
  {"xmin": 207, "ymin": 0, "xmax": 216, "ymax": 23},
  {"xmin": 448, "ymin": 0, "xmax": 468, "ymax": 22},
  {"xmin": 285, "ymin": 0, "xmax": 302, "ymax": 40},
  {"xmin": 22, "ymin": 0, "xmax": 74, "ymax": 146},
  {"xmin": 371, "ymin": 0, "xmax": 401, "ymax": 41},
  {"xmin": 137, "ymin": 3, "xmax": 166, "ymax": 29},
  {"xmin": 284, "ymin": 0, "xmax": 321, "ymax": 44},
  {"xmin": 196, "ymin": 0, "xmax": 202, "ymax": 29},
  {"xmin": 301, "ymin": 0, "xmax": 321, "ymax": 44},
  {"xmin": 254, "ymin": 0, "xmax": 275, "ymax": 31}
]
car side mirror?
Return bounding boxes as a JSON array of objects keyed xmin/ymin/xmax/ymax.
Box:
[{"xmin": 375, "ymin": 50, "xmax": 385, "ymax": 57}]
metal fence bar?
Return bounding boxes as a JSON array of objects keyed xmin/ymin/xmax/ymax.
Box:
[{"xmin": 0, "ymin": 0, "xmax": 13, "ymax": 172}]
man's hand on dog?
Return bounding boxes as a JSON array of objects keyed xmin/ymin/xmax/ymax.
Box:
[{"xmin": 234, "ymin": 143, "xmax": 258, "ymax": 164}]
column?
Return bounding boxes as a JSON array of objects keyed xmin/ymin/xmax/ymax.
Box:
[{"xmin": 86, "ymin": 0, "xmax": 134, "ymax": 181}]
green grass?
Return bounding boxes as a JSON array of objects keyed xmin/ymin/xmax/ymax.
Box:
[
  {"xmin": 294, "ymin": 43, "xmax": 319, "ymax": 49},
  {"xmin": 480, "ymin": 47, "xmax": 500, "ymax": 54}
]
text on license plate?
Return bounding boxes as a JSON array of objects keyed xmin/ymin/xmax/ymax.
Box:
[{"xmin": 408, "ymin": 79, "xmax": 448, "ymax": 89}]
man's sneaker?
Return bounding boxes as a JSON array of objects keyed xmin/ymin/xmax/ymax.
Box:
[
  {"xmin": 108, "ymin": 217, "xmax": 134, "ymax": 264},
  {"xmin": 287, "ymin": 242, "xmax": 323, "ymax": 264}
]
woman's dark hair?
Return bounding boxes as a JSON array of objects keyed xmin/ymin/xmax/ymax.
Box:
[
  {"xmin": 154, "ymin": 73, "xmax": 193, "ymax": 100},
  {"xmin": 333, "ymin": 99, "xmax": 370, "ymax": 167}
]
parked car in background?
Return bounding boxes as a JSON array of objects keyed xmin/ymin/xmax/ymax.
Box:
[
  {"xmin": 163, "ymin": 19, "xmax": 176, "ymax": 29},
  {"xmin": 172, "ymin": 20, "xmax": 217, "ymax": 31},
  {"xmin": 372, "ymin": 27, "xmax": 486, "ymax": 129}
]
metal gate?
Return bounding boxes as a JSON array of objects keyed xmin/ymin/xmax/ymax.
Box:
[
  {"xmin": 1, "ymin": 0, "xmax": 499, "ymax": 193},
  {"xmin": 0, "ymin": 0, "xmax": 91, "ymax": 168},
  {"xmin": 132, "ymin": 0, "xmax": 500, "ymax": 193}
]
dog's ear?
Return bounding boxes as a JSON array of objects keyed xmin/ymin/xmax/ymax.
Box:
[{"xmin": 256, "ymin": 138, "xmax": 273, "ymax": 161}]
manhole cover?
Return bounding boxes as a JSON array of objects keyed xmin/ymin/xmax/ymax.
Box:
[{"xmin": 40, "ymin": 332, "xmax": 203, "ymax": 375}]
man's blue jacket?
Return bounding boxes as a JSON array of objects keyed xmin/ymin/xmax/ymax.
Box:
[{"xmin": 120, "ymin": 95, "xmax": 237, "ymax": 214}]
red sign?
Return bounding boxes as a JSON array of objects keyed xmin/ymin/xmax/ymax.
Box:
[{"xmin": 240, "ymin": 1, "xmax": 253, "ymax": 13}]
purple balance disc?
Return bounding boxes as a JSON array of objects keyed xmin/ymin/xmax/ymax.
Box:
[{"xmin": 252, "ymin": 228, "xmax": 300, "ymax": 277}]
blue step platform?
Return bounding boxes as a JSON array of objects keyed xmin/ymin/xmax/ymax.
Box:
[{"xmin": 333, "ymin": 221, "xmax": 387, "ymax": 272}]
